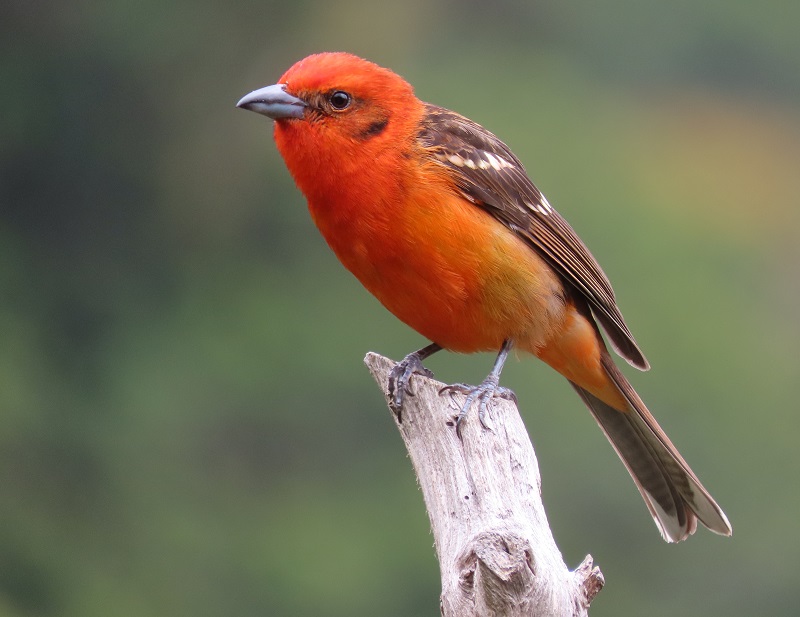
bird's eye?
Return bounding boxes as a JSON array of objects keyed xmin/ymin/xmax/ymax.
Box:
[{"xmin": 329, "ymin": 90, "xmax": 352, "ymax": 110}]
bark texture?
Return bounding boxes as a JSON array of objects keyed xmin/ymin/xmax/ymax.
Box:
[{"xmin": 365, "ymin": 352, "xmax": 603, "ymax": 616}]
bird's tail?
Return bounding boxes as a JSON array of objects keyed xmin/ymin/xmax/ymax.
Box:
[{"xmin": 570, "ymin": 353, "xmax": 732, "ymax": 542}]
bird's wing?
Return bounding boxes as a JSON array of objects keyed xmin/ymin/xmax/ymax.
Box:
[{"xmin": 418, "ymin": 104, "xmax": 648, "ymax": 370}]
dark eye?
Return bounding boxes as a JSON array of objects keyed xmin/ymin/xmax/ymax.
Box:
[{"xmin": 329, "ymin": 90, "xmax": 352, "ymax": 110}]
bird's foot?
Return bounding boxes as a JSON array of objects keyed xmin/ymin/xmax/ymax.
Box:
[
  {"xmin": 440, "ymin": 376, "xmax": 516, "ymax": 438},
  {"xmin": 388, "ymin": 351, "xmax": 435, "ymax": 420}
]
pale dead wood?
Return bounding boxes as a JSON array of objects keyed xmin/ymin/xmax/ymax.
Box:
[{"xmin": 365, "ymin": 352, "xmax": 603, "ymax": 616}]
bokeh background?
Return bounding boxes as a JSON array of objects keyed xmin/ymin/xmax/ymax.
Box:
[{"xmin": 2, "ymin": 1, "xmax": 799, "ymax": 615}]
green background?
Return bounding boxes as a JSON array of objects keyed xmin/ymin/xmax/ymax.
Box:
[{"xmin": 2, "ymin": 1, "xmax": 798, "ymax": 615}]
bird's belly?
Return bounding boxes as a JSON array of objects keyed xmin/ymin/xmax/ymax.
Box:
[{"xmin": 317, "ymin": 192, "xmax": 566, "ymax": 354}]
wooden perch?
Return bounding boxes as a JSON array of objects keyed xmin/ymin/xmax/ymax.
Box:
[{"xmin": 365, "ymin": 352, "xmax": 604, "ymax": 616}]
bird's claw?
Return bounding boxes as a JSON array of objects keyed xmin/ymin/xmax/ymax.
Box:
[
  {"xmin": 440, "ymin": 378, "xmax": 517, "ymax": 438},
  {"xmin": 388, "ymin": 353, "xmax": 435, "ymax": 420}
]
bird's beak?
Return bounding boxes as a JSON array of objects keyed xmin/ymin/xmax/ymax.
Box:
[{"xmin": 236, "ymin": 84, "xmax": 307, "ymax": 120}]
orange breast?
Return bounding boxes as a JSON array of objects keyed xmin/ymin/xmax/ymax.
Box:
[{"xmin": 308, "ymin": 168, "xmax": 567, "ymax": 354}]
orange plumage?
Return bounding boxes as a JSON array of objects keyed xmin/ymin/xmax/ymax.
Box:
[{"xmin": 237, "ymin": 52, "xmax": 731, "ymax": 542}]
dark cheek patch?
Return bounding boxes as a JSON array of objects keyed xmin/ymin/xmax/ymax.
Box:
[{"xmin": 358, "ymin": 116, "xmax": 389, "ymax": 139}]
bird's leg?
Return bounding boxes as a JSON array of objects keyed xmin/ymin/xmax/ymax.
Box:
[
  {"xmin": 440, "ymin": 339, "xmax": 517, "ymax": 437},
  {"xmin": 388, "ymin": 342, "xmax": 443, "ymax": 419}
]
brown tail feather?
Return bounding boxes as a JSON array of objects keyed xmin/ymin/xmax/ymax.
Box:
[{"xmin": 570, "ymin": 353, "xmax": 732, "ymax": 542}]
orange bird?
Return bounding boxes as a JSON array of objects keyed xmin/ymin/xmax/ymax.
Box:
[{"xmin": 237, "ymin": 52, "xmax": 731, "ymax": 542}]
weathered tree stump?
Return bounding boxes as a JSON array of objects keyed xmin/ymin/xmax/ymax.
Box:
[{"xmin": 365, "ymin": 352, "xmax": 603, "ymax": 616}]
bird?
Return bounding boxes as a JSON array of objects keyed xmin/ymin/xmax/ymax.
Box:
[{"xmin": 236, "ymin": 52, "xmax": 731, "ymax": 542}]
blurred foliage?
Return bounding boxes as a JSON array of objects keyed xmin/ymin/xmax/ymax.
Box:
[{"xmin": 1, "ymin": 0, "xmax": 799, "ymax": 615}]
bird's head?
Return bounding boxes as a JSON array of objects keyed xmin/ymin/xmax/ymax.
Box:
[
  {"xmin": 237, "ymin": 52, "xmax": 419, "ymax": 146},
  {"xmin": 237, "ymin": 52, "xmax": 425, "ymax": 202}
]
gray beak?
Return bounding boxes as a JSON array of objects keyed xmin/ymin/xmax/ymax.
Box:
[{"xmin": 236, "ymin": 84, "xmax": 306, "ymax": 120}]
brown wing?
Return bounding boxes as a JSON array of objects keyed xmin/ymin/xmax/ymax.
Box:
[{"xmin": 418, "ymin": 104, "xmax": 649, "ymax": 370}]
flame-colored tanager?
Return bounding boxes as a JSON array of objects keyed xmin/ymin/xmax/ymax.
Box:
[{"xmin": 237, "ymin": 52, "xmax": 731, "ymax": 542}]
